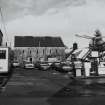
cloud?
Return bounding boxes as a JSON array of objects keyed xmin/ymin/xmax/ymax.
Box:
[
  {"xmin": 0, "ymin": 0, "xmax": 105, "ymax": 22},
  {"xmin": 0, "ymin": 0, "xmax": 87, "ymax": 21},
  {"xmin": 1, "ymin": 0, "xmax": 105, "ymax": 48}
]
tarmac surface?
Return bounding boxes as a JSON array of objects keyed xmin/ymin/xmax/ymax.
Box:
[
  {"xmin": 1, "ymin": 68, "xmax": 105, "ymax": 105},
  {"xmin": 0, "ymin": 68, "xmax": 70, "ymax": 105}
]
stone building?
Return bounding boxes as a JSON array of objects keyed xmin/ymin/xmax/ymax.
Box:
[{"xmin": 14, "ymin": 36, "xmax": 65, "ymax": 63}]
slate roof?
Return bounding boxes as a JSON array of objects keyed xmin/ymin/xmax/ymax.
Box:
[{"xmin": 14, "ymin": 36, "xmax": 65, "ymax": 47}]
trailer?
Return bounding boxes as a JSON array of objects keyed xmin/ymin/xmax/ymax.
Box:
[{"xmin": 0, "ymin": 47, "xmax": 13, "ymax": 88}]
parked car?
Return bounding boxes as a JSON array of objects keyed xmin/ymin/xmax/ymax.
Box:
[
  {"xmin": 34, "ymin": 61, "xmax": 41, "ymax": 70},
  {"xmin": 62, "ymin": 64, "xmax": 72, "ymax": 72},
  {"xmin": 50, "ymin": 62, "xmax": 61, "ymax": 70},
  {"xmin": 51, "ymin": 61, "xmax": 72, "ymax": 73},
  {"xmin": 24, "ymin": 62, "xmax": 34, "ymax": 69},
  {"xmin": 54, "ymin": 62, "xmax": 61, "ymax": 67},
  {"xmin": 40, "ymin": 62, "xmax": 50, "ymax": 71},
  {"xmin": 12, "ymin": 61, "xmax": 20, "ymax": 67}
]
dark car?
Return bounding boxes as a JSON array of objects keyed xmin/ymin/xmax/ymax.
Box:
[
  {"xmin": 35, "ymin": 61, "xmax": 50, "ymax": 71},
  {"xmin": 50, "ymin": 62, "xmax": 72, "ymax": 73}
]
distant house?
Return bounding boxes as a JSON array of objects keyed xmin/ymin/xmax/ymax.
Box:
[{"xmin": 14, "ymin": 36, "xmax": 65, "ymax": 63}]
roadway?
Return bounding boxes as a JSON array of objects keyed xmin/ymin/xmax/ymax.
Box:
[
  {"xmin": 1, "ymin": 68, "xmax": 105, "ymax": 105},
  {"xmin": 0, "ymin": 68, "xmax": 70, "ymax": 105}
]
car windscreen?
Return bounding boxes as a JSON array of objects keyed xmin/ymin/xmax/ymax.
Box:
[{"xmin": 0, "ymin": 50, "xmax": 6, "ymax": 59}]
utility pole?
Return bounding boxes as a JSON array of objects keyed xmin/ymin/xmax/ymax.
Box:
[{"xmin": 0, "ymin": 7, "xmax": 8, "ymax": 47}]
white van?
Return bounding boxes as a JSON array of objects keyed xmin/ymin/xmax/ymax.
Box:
[
  {"xmin": 0, "ymin": 47, "xmax": 11, "ymax": 74},
  {"xmin": 0, "ymin": 47, "xmax": 12, "ymax": 87}
]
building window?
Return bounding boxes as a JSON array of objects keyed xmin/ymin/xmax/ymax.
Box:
[
  {"xmin": 30, "ymin": 50, "xmax": 31, "ymax": 54},
  {"xmin": 56, "ymin": 49, "xmax": 57, "ymax": 54},
  {"xmin": 23, "ymin": 50, "xmax": 24, "ymax": 54},
  {"xmin": 37, "ymin": 49, "xmax": 38, "ymax": 54},
  {"xmin": 30, "ymin": 57, "xmax": 32, "ymax": 62},
  {"xmin": 43, "ymin": 49, "xmax": 44, "ymax": 55},
  {"xmin": 0, "ymin": 50, "xmax": 6, "ymax": 59},
  {"xmin": 50, "ymin": 49, "xmax": 51, "ymax": 54}
]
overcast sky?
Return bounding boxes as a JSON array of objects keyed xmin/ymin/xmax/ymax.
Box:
[{"xmin": 1, "ymin": 0, "xmax": 105, "ymax": 48}]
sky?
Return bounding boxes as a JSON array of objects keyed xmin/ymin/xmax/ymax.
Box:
[{"xmin": 1, "ymin": 0, "xmax": 105, "ymax": 48}]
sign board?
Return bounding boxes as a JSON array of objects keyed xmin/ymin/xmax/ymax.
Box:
[
  {"xmin": 48, "ymin": 57, "xmax": 58, "ymax": 62},
  {"xmin": 76, "ymin": 69, "xmax": 82, "ymax": 77},
  {"xmin": 91, "ymin": 51, "xmax": 98, "ymax": 57},
  {"xmin": 74, "ymin": 61, "xmax": 82, "ymax": 68},
  {"xmin": 98, "ymin": 62, "xmax": 105, "ymax": 75},
  {"xmin": 84, "ymin": 62, "xmax": 91, "ymax": 76},
  {"xmin": 98, "ymin": 67, "xmax": 105, "ymax": 75}
]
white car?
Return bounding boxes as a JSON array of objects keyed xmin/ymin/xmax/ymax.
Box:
[
  {"xmin": 54, "ymin": 62, "xmax": 61, "ymax": 66},
  {"xmin": 62, "ymin": 64, "xmax": 72, "ymax": 72},
  {"xmin": 62, "ymin": 65, "xmax": 72, "ymax": 71},
  {"xmin": 24, "ymin": 62, "xmax": 34, "ymax": 69},
  {"xmin": 13, "ymin": 61, "xmax": 20, "ymax": 67},
  {"xmin": 40, "ymin": 63, "xmax": 50, "ymax": 70}
]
